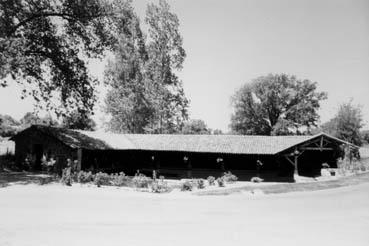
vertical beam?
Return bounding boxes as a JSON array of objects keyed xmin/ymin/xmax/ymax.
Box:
[
  {"xmin": 77, "ymin": 148, "xmax": 82, "ymax": 171},
  {"xmin": 294, "ymin": 148, "xmax": 299, "ymax": 176},
  {"xmin": 294, "ymin": 154, "xmax": 298, "ymax": 175}
]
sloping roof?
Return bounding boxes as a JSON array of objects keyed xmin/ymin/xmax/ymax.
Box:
[{"xmin": 12, "ymin": 125, "xmax": 355, "ymax": 155}]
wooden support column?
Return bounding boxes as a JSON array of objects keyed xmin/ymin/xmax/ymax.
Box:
[
  {"xmin": 184, "ymin": 156, "xmax": 191, "ymax": 178},
  {"xmin": 77, "ymin": 148, "xmax": 82, "ymax": 171},
  {"xmin": 294, "ymin": 154, "xmax": 298, "ymax": 176}
]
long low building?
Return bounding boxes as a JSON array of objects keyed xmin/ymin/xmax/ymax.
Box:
[{"xmin": 11, "ymin": 125, "xmax": 357, "ymax": 181}]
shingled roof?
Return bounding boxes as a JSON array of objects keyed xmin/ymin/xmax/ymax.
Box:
[{"xmin": 12, "ymin": 125, "xmax": 355, "ymax": 155}]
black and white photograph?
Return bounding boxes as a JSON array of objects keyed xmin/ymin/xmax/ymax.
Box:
[{"xmin": 0, "ymin": 0, "xmax": 368, "ymax": 245}]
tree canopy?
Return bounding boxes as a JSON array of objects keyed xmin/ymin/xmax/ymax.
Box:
[
  {"xmin": 230, "ymin": 74, "xmax": 327, "ymax": 135},
  {"xmin": 0, "ymin": 0, "xmax": 130, "ymax": 117},
  {"xmin": 62, "ymin": 110, "xmax": 96, "ymax": 131},
  {"xmin": 105, "ymin": 0, "xmax": 188, "ymax": 134},
  {"xmin": 181, "ymin": 119, "xmax": 211, "ymax": 135},
  {"xmin": 321, "ymin": 101, "xmax": 363, "ymax": 146}
]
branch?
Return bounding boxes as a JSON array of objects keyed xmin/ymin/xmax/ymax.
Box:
[{"xmin": 8, "ymin": 11, "xmax": 107, "ymax": 36}]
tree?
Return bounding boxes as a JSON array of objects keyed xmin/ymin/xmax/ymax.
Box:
[
  {"xmin": 212, "ymin": 129, "xmax": 223, "ymax": 135},
  {"xmin": 62, "ymin": 111, "xmax": 96, "ymax": 130},
  {"xmin": 105, "ymin": 0, "xmax": 188, "ymax": 133},
  {"xmin": 361, "ymin": 130, "xmax": 369, "ymax": 145},
  {"xmin": 0, "ymin": 0, "xmax": 129, "ymax": 116},
  {"xmin": 321, "ymin": 101, "xmax": 364, "ymax": 146},
  {"xmin": 20, "ymin": 112, "xmax": 58, "ymax": 128},
  {"xmin": 0, "ymin": 114, "xmax": 20, "ymax": 137},
  {"xmin": 182, "ymin": 119, "xmax": 211, "ymax": 135},
  {"xmin": 230, "ymin": 74, "xmax": 327, "ymax": 135}
]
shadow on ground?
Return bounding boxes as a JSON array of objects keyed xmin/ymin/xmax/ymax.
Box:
[{"xmin": 0, "ymin": 171, "xmax": 58, "ymax": 188}]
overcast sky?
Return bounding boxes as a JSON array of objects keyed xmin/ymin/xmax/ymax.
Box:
[{"xmin": 0, "ymin": 0, "xmax": 368, "ymax": 131}]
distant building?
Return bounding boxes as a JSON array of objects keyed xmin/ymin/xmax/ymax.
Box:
[{"xmin": 10, "ymin": 125, "xmax": 357, "ymax": 181}]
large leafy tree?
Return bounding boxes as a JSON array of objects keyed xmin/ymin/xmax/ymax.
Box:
[
  {"xmin": 321, "ymin": 101, "xmax": 363, "ymax": 146},
  {"xmin": 230, "ymin": 74, "xmax": 327, "ymax": 135},
  {"xmin": 0, "ymin": 0, "xmax": 128, "ymax": 117},
  {"xmin": 105, "ymin": 0, "xmax": 188, "ymax": 133}
]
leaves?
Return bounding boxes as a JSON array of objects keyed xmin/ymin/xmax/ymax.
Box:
[
  {"xmin": 105, "ymin": 0, "xmax": 188, "ymax": 134},
  {"xmin": 321, "ymin": 101, "xmax": 363, "ymax": 146},
  {"xmin": 0, "ymin": 0, "xmax": 127, "ymax": 116},
  {"xmin": 230, "ymin": 74, "xmax": 327, "ymax": 135}
]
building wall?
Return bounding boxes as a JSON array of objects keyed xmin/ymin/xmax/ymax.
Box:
[{"xmin": 13, "ymin": 130, "xmax": 77, "ymax": 173}]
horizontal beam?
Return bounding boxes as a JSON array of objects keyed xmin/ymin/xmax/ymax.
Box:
[{"xmin": 300, "ymin": 147, "xmax": 333, "ymax": 151}]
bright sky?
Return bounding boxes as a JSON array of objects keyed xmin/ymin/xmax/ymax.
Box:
[{"xmin": 0, "ymin": 0, "xmax": 368, "ymax": 131}]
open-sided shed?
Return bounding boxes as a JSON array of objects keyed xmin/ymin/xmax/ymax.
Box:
[{"xmin": 11, "ymin": 125, "xmax": 357, "ymax": 181}]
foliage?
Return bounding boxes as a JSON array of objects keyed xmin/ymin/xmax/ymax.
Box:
[
  {"xmin": 212, "ymin": 129, "xmax": 223, "ymax": 135},
  {"xmin": 216, "ymin": 177, "xmax": 225, "ymax": 187},
  {"xmin": 182, "ymin": 119, "xmax": 211, "ymax": 135},
  {"xmin": 0, "ymin": 0, "xmax": 130, "ymax": 116},
  {"xmin": 230, "ymin": 74, "xmax": 327, "ymax": 135},
  {"xmin": 77, "ymin": 171, "xmax": 94, "ymax": 184},
  {"xmin": 105, "ymin": 0, "xmax": 188, "ymax": 134},
  {"xmin": 20, "ymin": 112, "xmax": 58, "ymax": 128},
  {"xmin": 61, "ymin": 167, "xmax": 72, "ymax": 186},
  {"xmin": 111, "ymin": 172, "xmax": 131, "ymax": 187},
  {"xmin": 150, "ymin": 176, "xmax": 170, "ymax": 193},
  {"xmin": 0, "ymin": 114, "xmax": 19, "ymax": 137},
  {"xmin": 361, "ymin": 130, "xmax": 369, "ymax": 144},
  {"xmin": 196, "ymin": 179, "xmax": 206, "ymax": 189},
  {"xmin": 207, "ymin": 176, "xmax": 216, "ymax": 186},
  {"xmin": 132, "ymin": 173, "xmax": 152, "ymax": 188},
  {"xmin": 321, "ymin": 101, "xmax": 364, "ymax": 146},
  {"xmin": 93, "ymin": 172, "xmax": 111, "ymax": 187},
  {"xmin": 62, "ymin": 110, "xmax": 96, "ymax": 130},
  {"xmin": 222, "ymin": 171, "xmax": 238, "ymax": 183},
  {"xmin": 251, "ymin": 177, "xmax": 264, "ymax": 183},
  {"xmin": 180, "ymin": 180, "xmax": 193, "ymax": 191}
]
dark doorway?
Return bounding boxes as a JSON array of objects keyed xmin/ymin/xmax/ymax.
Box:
[{"xmin": 33, "ymin": 144, "xmax": 43, "ymax": 171}]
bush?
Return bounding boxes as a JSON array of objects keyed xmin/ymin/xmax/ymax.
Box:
[
  {"xmin": 216, "ymin": 177, "xmax": 225, "ymax": 187},
  {"xmin": 222, "ymin": 171, "xmax": 238, "ymax": 183},
  {"xmin": 196, "ymin": 179, "xmax": 205, "ymax": 189},
  {"xmin": 151, "ymin": 177, "xmax": 170, "ymax": 193},
  {"xmin": 181, "ymin": 180, "xmax": 193, "ymax": 191},
  {"xmin": 251, "ymin": 177, "xmax": 264, "ymax": 183},
  {"xmin": 77, "ymin": 171, "xmax": 93, "ymax": 183},
  {"xmin": 111, "ymin": 172, "xmax": 131, "ymax": 187},
  {"xmin": 61, "ymin": 167, "xmax": 73, "ymax": 186},
  {"xmin": 93, "ymin": 172, "xmax": 111, "ymax": 187},
  {"xmin": 132, "ymin": 173, "xmax": 152, "ymax": 188},
  {"xmin": 207, "ymin": 176, "xmax": 216, "ymax": 186}
]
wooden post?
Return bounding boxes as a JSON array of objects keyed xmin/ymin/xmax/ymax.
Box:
[
  {"xmin": 184, "ymin": 156, "xmax": 191, "ymax": 178},
  {"xmin": 77, "ymin": 148, "xmax": 82, "ymax": 171},
  {"xmin": 294, "ymin": 155, "xmax": 298, "ymax": 176}
]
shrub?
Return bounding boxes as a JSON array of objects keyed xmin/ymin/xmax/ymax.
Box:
[
  {"xmin": 181, "ymin": 180, "xmax": 193, "ymax": 191},
  {"xmin": 251, "ymin": 177, "xmax": 264, "ymax": 183},
  {"xmin": 207, "ymin": 176, "xmax": 216, "ymax": 186},
  {"xmin": 111, "ymin": 172, "xmax": 131, "ymax": 187},
  {"xmin": 216, "ymin": 177, "xmax": 225, "ymax": 187},
  {"xmin": 222, "ymin": 171, "xmax": 238, "ymax": 183},
  {"xmin": 77, "ymin": 171, "xmax": 93, "ymax": 183},
  {"xmin": 132, "ymin": 173, "xmax": 152, "ymax": 188},
  {"xmin": 196, "ymin": 179, "xmax": 205, "ymax": 189},
  {"xmin": 61, "ymin": 167, "xmax": 73, "ymax": 186},
  {"xmin": 93, "ymin": 172, "xmax": 111, "ymax": 187},
  {"xmin": 151, "ymin": 177, "xmax": 170, "ymax": 193}
]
